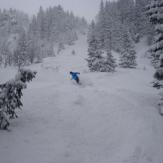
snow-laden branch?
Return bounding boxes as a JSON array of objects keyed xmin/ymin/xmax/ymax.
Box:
[{"xmin": 0, "ymin": 69, "xmax": 36, "ymax": 130}]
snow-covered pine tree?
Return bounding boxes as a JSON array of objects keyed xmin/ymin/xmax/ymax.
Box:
[
  {"xmin": 0, "ymin": 69, "xmax": 36, "ymax": 130},
  {"xmin": 37, "ymin": 6, "xmax": 46, "ymax": 40},
  {"xmin": 1, "ymin": 41, "xmax": 12, "ymax": 67},
  {"xmin": 103, "ymin": 17, "xmax": 116, "ymax": 72},
  {"xmin": 103, "ymin": 50, "xmax": 116, "ymax": 72},
  {"xmin": 103, "ymin": 1, "xmax": 123, "ymax": 52},
  {"xmin": 13, "ymin": 31, "xmax": 29, "ymax": 69},
  {"xmin": 87, "ymin": 21, "xmax": 104, "ymax": 72},
  {"xmin": 87, "ymin": 21, "xmax": 116, "ymax": 72},
  {"xmin": 26, "ymin": 34, "xmax": 37, "ymax": 64},
  {"xmin": 96, "ymin": 0, "xmax": 106, "ymax": 49},
  {"xmin": 119, "ymin": 29, "xmax": 137, "ymax": 68},
  {"xmin": 29, "ymin": 15, "xmax": 38, "ymax": 38},
  {"xmin": 117, "ymin": 0, "xmax": 135, "ymax": 25},
  {"xmin": 104, "ymin": 1, "xmax": 112, "ymax": 51},
  {"xmin": 133, "ymin": 0, "xmax": 150, "ymax": 42},
  {"xmin": 146, "ymin": 0, "xmax": 163, "ymax": 67}
]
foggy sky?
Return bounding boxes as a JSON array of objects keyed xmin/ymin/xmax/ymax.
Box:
[{"xmin": 0, "ymin": 0, "xmax": 104, "ymax": 21}]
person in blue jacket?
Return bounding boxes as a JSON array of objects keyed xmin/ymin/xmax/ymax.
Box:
[{"xmin": 70, "ymin": 71, "xmax": 80, "ymax": 84}]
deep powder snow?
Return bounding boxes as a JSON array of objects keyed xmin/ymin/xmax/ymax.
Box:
[{"xmin": 0, "ymin": 35, "xmax": 163, "ymax": 163}]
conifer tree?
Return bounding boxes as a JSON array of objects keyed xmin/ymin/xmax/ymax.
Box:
[
  {"xmin": 13, "ymin": 31, "xmax": 29, "ymax": 69},
  {"xmin": 119, "ymin": 29, "xmax": 137, "ymax": 68},
  {"xmin": 134, "ymin": 0, "xmax": 150, "ymax": 41},
  {"xmin": 1, "ymin": 41, "xmax": 12, "ymax": 67},
  {"xmin": 87, "ymin": 21, "xmax": 116, "ymax": 72},
  {"xmin": 104, "ymin": 24, "xmax": 116, "ymax": 72},
  {"xmin": 96, "ymin": 0, "xmax": 106, "ymax": 49},
  {"xmin": 0, "ymin": 69, "xmax": 36, "ymax": 129},
  {"xmin": 104, "ymin": 50, "xmax": 116, "ymax": 72},
  {"xmin": 146, "ymin": 0, "xmax": 163, "ymax": 67},
  {"xmin": 87, "ymin": 21, "xmax": 103, "ymax": 71}
]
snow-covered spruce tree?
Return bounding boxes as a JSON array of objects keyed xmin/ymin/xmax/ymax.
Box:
[
  {"xmin": 87, "ymin": 21, "xmax": 103, "ymax": 72},
  {"xmin": 133, "ymin": 0, "xmax": 151, "ymax": 42},
  {"xmin": 153, "ymin": 63, "xmax": 163, "ymax": 89},
  {"xmin": 87, "ymin": 21, "xmax": 116, "ymax": 72},
  {"xmin": 102, "ymin": 50, "xmax": 116, "ymax": 72},
  {"xmin": 13, "ymin": 31, "xmax": 29, "ymax": 69},
  {"xmin": 153, "ymin": 55, "xmax": 163, "ymax": 115},
  {"xmin": 104, "ymin": 1, "xmax": 119, "ymax": 52},
  {"xmin": 146, "ymin": 0, "xmax": 163, "ymax": 67},
  {"xmin": 96, "ymin": 0, "xmax": 106, "ymax": 49},
  {"xmin": 119, "ymin": 29, "xmax": 137, "ymax": 68},
  {"xmin": 0, "ymin": 69, "xmax": 36, "ymax": 130},
  {"xmin": 26, "ymin": 35, "xmax": 37, "ymax": 64},
  {"xmin": 1, "ymin": 41, "xmax": 12, "ymax": 67},
  {"xmin": 117, "ymin": 0, "xmax": 135, "ymax": 25},
  {"xmin": 104, "ymin": 24, "xmax": 116, "ymax": 72}
]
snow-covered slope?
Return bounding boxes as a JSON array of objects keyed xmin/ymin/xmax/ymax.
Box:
[{"xmin": 1, "ymin": 35, "xmax": 163, "ymax": 163}]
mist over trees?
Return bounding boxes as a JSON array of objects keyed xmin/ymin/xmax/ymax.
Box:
[
  {"xmin": 87, "ymin": 0, "xmax": 154, "ymax": 72},
  {"xmin": 0, "ymin": 0, "xmax": 162, "ymax": 74},
  {"xmin": 0, "ymin": 6, "xmax": 88, "ymax": 68}
]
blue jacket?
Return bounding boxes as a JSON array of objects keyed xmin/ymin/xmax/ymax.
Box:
[{"xmin": 70, "ymin": 72, "xmax": 80, "ymax": 80}]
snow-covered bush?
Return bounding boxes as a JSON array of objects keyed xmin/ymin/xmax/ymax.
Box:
[{"xmin": 0, "ymin": 69, "xmax": 36, "ymax": 130}]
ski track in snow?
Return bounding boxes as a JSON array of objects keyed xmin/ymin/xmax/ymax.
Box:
[{"xmin": 1, "ymin": 34, "xmax": 163, "ymax": 163}]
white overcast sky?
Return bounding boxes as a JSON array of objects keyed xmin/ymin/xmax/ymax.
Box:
[{"xmin": 0, "ymin": 0, "xmax": 105, "ymax": 21}]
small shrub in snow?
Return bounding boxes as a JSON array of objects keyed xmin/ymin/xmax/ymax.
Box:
[{"xmin": 0, "ymin": 69, "xmax": 36, "ymax": 130}]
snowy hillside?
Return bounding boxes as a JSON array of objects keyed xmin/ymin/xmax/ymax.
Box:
[{"xmin": 0, "ymin": 34, "xmax": 163, "ymax": 163}]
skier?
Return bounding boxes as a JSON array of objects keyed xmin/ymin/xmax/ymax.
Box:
[{"xmin": 70, "ymin": 71, "xmax": 80, "ymax": 84}]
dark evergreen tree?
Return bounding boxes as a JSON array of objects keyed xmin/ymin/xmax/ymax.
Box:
[
  {"xmin": 0, "ymin": 69, "xmax": 36, "ymax": 130},
  {"xmin": 131, "ymin": 0, "xmax": 149, "ymax": 42},
  {"xmin": 146, "ymin": 0, "xmax": 163, "ymax": 67}
]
